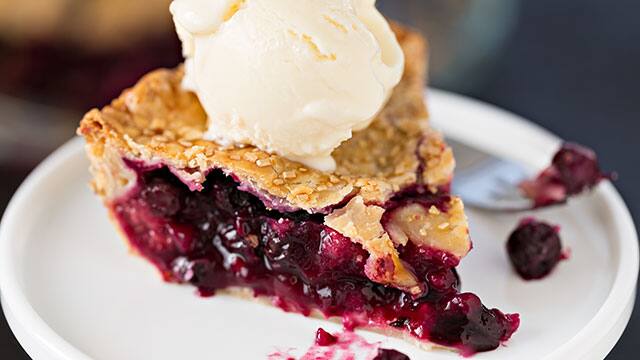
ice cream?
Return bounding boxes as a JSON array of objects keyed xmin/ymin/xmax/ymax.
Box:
[{"xmin": 170, "ymin": 0, "xmax": 404, "ymax": 171}]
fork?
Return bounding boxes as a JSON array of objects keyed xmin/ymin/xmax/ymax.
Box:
[{"xmin": 448, "ymin": 139, "xmax": 534, "ymax": 211}]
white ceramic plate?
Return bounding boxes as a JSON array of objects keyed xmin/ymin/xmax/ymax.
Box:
[{"xmin": 1, "ymin": 90, "xmax": 637, "ymax": 360}]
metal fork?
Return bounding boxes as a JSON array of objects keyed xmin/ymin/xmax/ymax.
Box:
[{"xmin": 448, "ymin": 139, "xmax": 534, "ymax": 211}]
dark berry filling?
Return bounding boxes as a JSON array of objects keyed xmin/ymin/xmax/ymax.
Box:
[
  {"xmin": 111, "ymin": 163, "xmax": 519, "ymax": 355},
  {"xmin": 384, "ymin": 185, "xmax": 453, "ymax": 213},
  {"xmin": 519, "ymin": 142, "xmax": 610, "ymax": 208},
  {"xmin": 507, "ymin": 218, "xmax": 564, "ymax": 280},
  {"xmin": 373, "ymin": 349, "xmax": 411, "ymax": 360}
]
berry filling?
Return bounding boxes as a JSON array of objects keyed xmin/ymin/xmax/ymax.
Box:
[
  {"xmin": 111, "ymin": 162, "xmax": 519, "ymax": 355},
  {"xmin": 272, "ymin": 329, "xmax": 412, "ymax": 360},
  {"xmin": 519, "ymin": 142, "xmax": 610, "ymax": 208},
  {"xmin": 507, "ymin": 218, "xmax": 564, "ymax": 280},
  {"xmin": 373, "ymin": 349, "xmax": 411, "ymax": 360}
]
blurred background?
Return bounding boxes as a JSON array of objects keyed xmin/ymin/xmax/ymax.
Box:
[{"xmin": 0, "ymin": 0, "xmax": 638, "ymax": 358}]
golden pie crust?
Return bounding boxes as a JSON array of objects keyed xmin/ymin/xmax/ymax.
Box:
[
  {"xmin": 78, "ymin": 23, "xmax": 455, "ymax": 212},
  {"xmin": 78, "ymin": 23, "xmax": 470, "ymax": 291}
]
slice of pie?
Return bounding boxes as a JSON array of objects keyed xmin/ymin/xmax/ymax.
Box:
[{"xmin": 78, "ymin": 23, "xmax": 519, "ymax": 355}]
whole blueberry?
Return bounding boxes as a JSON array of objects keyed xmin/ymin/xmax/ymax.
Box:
[
  {"xmin": 507, "ymin": 219, "xmax": 563, "ymax": 280},
  {"xmin": 552, "ymin": 143, "xmax": 604, "ymax": 195}
]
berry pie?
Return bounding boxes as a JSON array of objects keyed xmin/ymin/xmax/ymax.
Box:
[{"xmin": 78, "ymin": 23, "xmax": 519, "ymax": 355}]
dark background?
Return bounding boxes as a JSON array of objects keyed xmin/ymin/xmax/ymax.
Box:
[{"xmin": 1, "ymin": 0, "xmax": 638, "ymax": 358}]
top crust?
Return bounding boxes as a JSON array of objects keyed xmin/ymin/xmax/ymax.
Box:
[{"xmin": 78, "ymin": 23, "xmax": 455, "ymax": 213}]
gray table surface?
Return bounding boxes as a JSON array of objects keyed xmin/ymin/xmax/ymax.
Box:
[{"xmin": 1, "ymin": 0, "xmax": 638, "ymax": 358}]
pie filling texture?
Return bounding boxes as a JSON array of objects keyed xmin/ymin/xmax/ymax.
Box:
[
  {"xmin": 519, "ymin": 142, "xmax": 609, "ymax": 208},
  {"xmin": 112, "ymin": 160, "xmax": 519, "ymax": 355},
  {"xmin": 507, "ymin": 218, "xmax": 565, "ymax": 280}
]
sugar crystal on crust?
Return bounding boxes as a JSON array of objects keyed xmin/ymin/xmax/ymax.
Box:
[{"xmin": 78, "ymin": 23, "xmax": 454, "ymax": 212}]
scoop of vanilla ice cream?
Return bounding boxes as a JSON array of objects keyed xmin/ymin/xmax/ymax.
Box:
[{"xmin": 170, "ymin": 0, "xmax": 404, "ymax": 171}]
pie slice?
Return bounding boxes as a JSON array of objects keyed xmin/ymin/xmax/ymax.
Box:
[{"xmin": 78, "ymin": 23, "xmax": 519, "ymax": 355}]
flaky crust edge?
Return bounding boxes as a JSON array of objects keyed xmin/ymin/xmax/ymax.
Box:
[
  {"xmin": 83, "ymin": 23, "xmax": 466, "ymax": 354},
  {"xmin": 77, "ymin": 23, "xmax": 455, "ymax": 213}
]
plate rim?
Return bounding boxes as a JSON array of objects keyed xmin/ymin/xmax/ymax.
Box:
[
  {"xmin": 0, "ymin": 137, "xmax": 93, "ymax": 360},
  {"xmin": 1, "ymin": 89, "xmax": 637, "ymax": 360},
  {"xmin": 429, "ymin": 89, "xmax": 639, "ymax": 360}
]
